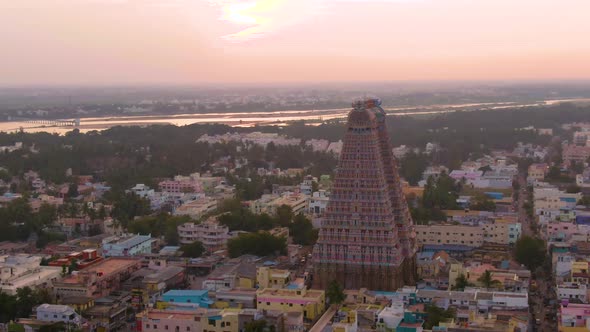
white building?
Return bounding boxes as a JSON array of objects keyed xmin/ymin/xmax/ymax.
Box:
[
  {"xmin": 308, "ymin": 190, "xmax": 330, "ymax": 216},
  {"xmin": 557, "ymin": 283, "xmax": 587, "ymax": 303},
  {"xmin": 178, "ymin": 221, "xmax": 231, "ymax": 252},
  {"xmin": 376, "ymin": 300, "xmax": 404, "ymax": 332},
  {"xmin": 0, "ymin": 255, "xmax": 62, "ymax": 295},
  {"xmin": 128, "ymin": 184, "xmax": 155, "ymax": 198},
  {"xmin": 36, "ymin": 304, "xmax": 81, "ymax": 325},
  {"xmin": 101, "ymin": 234, "xmax": 153, "ymax": 257}
]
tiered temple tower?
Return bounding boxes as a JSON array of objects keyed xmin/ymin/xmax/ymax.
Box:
[{"xmin": 312, "ymin": 98, "xmax": 417, "ymax": 291}]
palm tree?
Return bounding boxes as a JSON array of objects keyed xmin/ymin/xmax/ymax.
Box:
[
  {"xmin": 478, "ymin": 270, "xmax": 503, "ymax": 289},
  {"xmin": 453, "ymin": 273, "xmax": 470, "ymax": 290}
]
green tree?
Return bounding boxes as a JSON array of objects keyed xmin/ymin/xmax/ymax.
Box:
[
  {"xmin": 181, "ymin": 241, "xmax": 206, "ymax": 258},
  {"xmin": 326, "ymin": 280, "xmax": 345, "ymax": 305},
  {"xmin": 289, "ymin": 214, "xmax": 318, "ymax": 245},
  {"xmin": 68, "ymin": 182, "xmax": 79, "ymax": 198},
  {"xmin": 515, "ymin": 236, "xmax": 546, "ymax": 271},
  {"xmin": 424, "ymin": 304, "xmax": 455, "ymax": 329},
  {"xmin": 470, "ymin": 194, "xmax": 496, "ymax": 212},
  {"xmin": 227, "ymin": 232, "xmax": 287, "ymax": 258},
  {"xmin": 477, "ymin": 270, "xmax": 502, "ymax": 289},
  {"xmin": 37, "ymin": 203, "xmax": 58, "ymax": 227},
  {"xmin": 400, "ymin": 151, "xmax": 429, "ymax": 186},
  {"xmin": 244, "ymin": 319, "xmax": 274, "ymax": 332},
  {"xmin": 452, "ymin": 273, "xmax": 471, "ymax": 291},
  {"xmin": 275, "ymin": 205, "xmax": 294, "ymax": 226},
  {"xmin": 566, "ymin": 184, "xmax": 581, "ymax": 194},
  {"xmin": 111, "ymin": 192, "xmax": 151, "ymax": 227}
]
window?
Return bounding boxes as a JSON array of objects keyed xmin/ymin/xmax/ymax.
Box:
[
  {"xmin": 146, "ymin": 324, "xmax": 150, "ymax": 329},
  {"xmin": 165, "ymin": 326, "xmax": 169, "ymax": 330},
  {"xmin": 266, "ymin": 302, "xmax": 270, "ymax": 305},
  {"xmin": 187, "ymin": 327, "xmax": 191, "ymax": 331},
  {"xmin": 154, "ymin": 325, "xmax": 158, "ymax": 329}
]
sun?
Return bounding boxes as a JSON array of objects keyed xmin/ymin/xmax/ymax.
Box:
[{"xmin": 223, "ymin": 2, "xmax": 258, "ymax": 25}]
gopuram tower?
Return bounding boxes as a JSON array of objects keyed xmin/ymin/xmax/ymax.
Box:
[{"xmin": 312, "ymin": 98, "xmax": 417, "ymax": 291}]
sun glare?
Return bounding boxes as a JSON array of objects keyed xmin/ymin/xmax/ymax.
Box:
[{"xmin": 223, "ymin": 2, "xmax": 258, "ymax": 25}]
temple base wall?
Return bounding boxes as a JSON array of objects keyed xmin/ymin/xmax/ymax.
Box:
[{"xmin": 312, "ymin": 255, "xmax": 417, "ymax": 291}]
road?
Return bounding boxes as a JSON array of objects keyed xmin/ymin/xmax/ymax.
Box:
[
  {"xmin": 309, "ymin": 305, "xmax": 337, "ymax": 332},
  {"xmin": 515, "ymin": 172, "xmax": 557, "ymax": 332}
]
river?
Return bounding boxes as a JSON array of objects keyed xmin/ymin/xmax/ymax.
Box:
[{"xmin": 1, "ymin": 98, "xmax": 589, "ymax": 135}]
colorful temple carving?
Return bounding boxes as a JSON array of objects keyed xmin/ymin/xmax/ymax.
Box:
[{"xmin": 312, "ymin": 98, "xmax": 417, "ymax": 291}]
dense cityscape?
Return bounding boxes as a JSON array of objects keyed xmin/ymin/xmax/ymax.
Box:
[
  {"xmin": 0, "ymin": 95, "xmax": 589, "ymax": 331},
  {"xmin": 2, "ymin": 0, "xmax": 590, "ymax": 331}
]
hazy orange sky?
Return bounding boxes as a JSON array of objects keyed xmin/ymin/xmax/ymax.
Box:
[{"xmin": 1, "ymin": 0, "xmax": 590, "ymax": 85}]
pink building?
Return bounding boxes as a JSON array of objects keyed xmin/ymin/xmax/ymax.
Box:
[
  {"xmin": 136, "ymin": 309, "xmax": 209, "ymax": 332},
  {"xmin": 563, "ymin": 144, "xmax": 590, "ymax": 167},
  {"xmin": 546, "ymin": 222, "xmax": 578, "ymax": 242},
  {"xmin": 158, "ymin": 180, "xmax": 202, "ymax": 193},
  {"xmin": 559, "ymin": 303, "xmax": 590, "ymax": 329}
]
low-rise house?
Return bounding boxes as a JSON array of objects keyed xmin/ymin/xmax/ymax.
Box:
[
  {"xmin": 256, "ymin": 266, "xmax": 292, "ymax": 289},
  {"xmin": 53, "ymin": 258, "xmax": 141, "ymax": 299},
  {"xmin": 161, "ymin": 289, "xmax": 213, "ymax": 308},
  {"xmin": 256, "ymin": 287, "xmax": 326, "ymax": 320},
  {"xmin": 0, "ymin": 254, "xmax": 62, "ymax": 295},
  {"xmin": 36, "ymin": 304, "xmax": 82, "ymax": 326},
  {"xmin": 101, "ymin": 234, "xmax": 153, "ymax": 257}
]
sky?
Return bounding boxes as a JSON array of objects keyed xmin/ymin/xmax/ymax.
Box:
[{"xmin": 1, "ymin": 0, "xmax": 590, "ymax": 85}]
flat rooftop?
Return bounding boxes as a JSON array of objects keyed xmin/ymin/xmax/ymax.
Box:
[
  {"xmin": 139, "ymin": 309, "xmax": 210, "ymax": 320},
  {"xmin": 257, "ymin": 288, "xmax": 323, "ymax": 299},
  {"xmin": 59, "ymin": 258, "xmax": 140, "ymax": 284}
]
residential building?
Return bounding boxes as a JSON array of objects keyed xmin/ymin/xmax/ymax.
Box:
[
  {"xmin": 53, "ymin": 258, "xmax": 141, "ymax": 299},
  {"xmin": 559, "ymin": 303, "xmax": 590, "ymax": 330},
  {"xmin": 300, "ymin": 175, "xmax": 316, "ymax": 196},
  {"xmin": 178, "ymin": 220, "xmax": 230, "ymax": 253},
  {"xmin": 84, "ymin": 297, "xmax": 129, "ymax": 332},
  {"xmin": 528, "ymin": 163, "xmax": 549, "ymax": 183},
  {"xmin": 415, "ymin": 224, "xmax": 484, "ymax": 247},
  {"xmin": 0, "ymin": 254, "xmax": 62, "ymax": 295},
  {"xmin": 313, "ymin": 98, "xmax": 417, "ymax": 291},
  {"xmin": 256, "ymin": 287, "xmax": 326, "ymax": 320},
  {"xmin": 563, "ymin": 144, "xmax": 590, "ymax": 167},
  {"xmin": 129, "ymin": 184, "xmax": 155, "ymax": 198},
  {"xmin": 308, "ymin": 190, "xmax": 330, "ymax": 216},
  {"xmin": 174, "ymin": 197, "xmax": 218, "ymax": 219},
  {"xmin": 136, "ymin": 308, "xmax": 209, "ymax": 332},
  {"xmin": 202, "ymin": 259, "xmax": 257, "ymax": 292},
  {"xmin": 557, "ymin": 283, "xmax": 588, "ymax": 303},
  {"xmin": 257, "ymin": 267, "xmax": 292, "ymax": 289},
  {"xmin": 161, "ymin": 289, "xmax": 213, "ymax": 308},
  {"xmin": 102, "ymin": 234, "xmax": 153, "ymax": 257},
  {"xmin": 482, "ymin": 218, "xmax": 522, "ymax": 245},
  {"xmin": 159, "ymin": 173, "xmax": 203, "ymax": 193},
  {"xmin": 214, "ymin": 288, "xmax": 257, "ymax": 309},
  {"xmin": 36, "ymin": 304, "xmax": 81, "ymax": 326}
]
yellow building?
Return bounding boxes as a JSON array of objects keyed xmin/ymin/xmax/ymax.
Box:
[
  {"xmin": 257, "ymin": 266, "xmax": 292, "ymax": 289},
  {"xmin": 448, "ymin": 263, "xmax": 466, "ymax": 290},
  {"xmin": 333, "ymin": 309, "xmax": 358, "ymax": 332},
  {"xmin": 571, "ymin": 261, "xmax": 590, "ymax": 284},
  {"xmin": 60, "ymin": 297, "xmax": 95, "ymax": 312},
  {"xmin": 415, "ymin": 224, "xmax": 484, "ymax": 247},
  {"xmin": 256, "ymin": 288, "xmax": 325, "ymax": 320}
]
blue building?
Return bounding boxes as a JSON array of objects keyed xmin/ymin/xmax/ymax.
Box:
[
  {"xmin": 101, "ymin": 234, "xmax": 153, "ymax": 257},
  {"xmin": 161, "ymin": 290, "xmax": 213, "ymax": 308}
]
